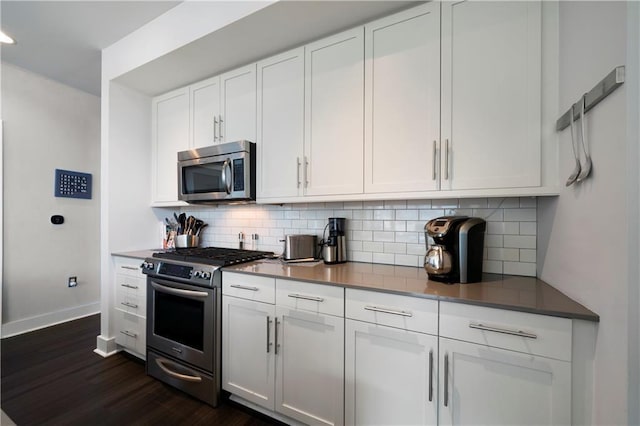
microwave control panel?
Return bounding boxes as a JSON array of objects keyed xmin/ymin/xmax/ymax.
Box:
[{"xmin": 233, "ymin": 159, "xmax": 244, "ymax": 191}]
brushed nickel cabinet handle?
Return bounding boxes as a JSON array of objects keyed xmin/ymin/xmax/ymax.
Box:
[
  {"xmin": 214, "ymin": 115, "xmax": 218, "ymax": 141},
  {"xmin": 444, "ymin": 352, "xmax": 449, "ymax": 407},
  {"xmin": 122, "ymin": 266, "xmax": 139, "ymax": 271},
  {"xmin": 275, "ymin": 318, "xmax": 280, "ymax": 355},
  {"xmin": 288, "ymin": 293, "xmax": 324, "ymax": 302},
  {"xmin": 432, "ymin": 140, "xmax": 437, "ymax": 181},
  {"xmin": 219, "ymin": 115, "xmax": 224, "ymax": 141},
  {"xmin": 121, "ymin": 284, "xmax": 138, "ymax": 290},
  {"xmin": 469, "ymin": 322, "xmax": 538, "ymax": 339},
  {"xmin": 444, "ymin": 139, "xmax": 450, "ymax": 180},
  {"xmin": 229, "ymin": 284, "xmax": 259, "ymax": 292},
  {"xmin": 304, "ymin": 157, "xmax": 309, "ymax": 188},
  {"xmin": 266, "ymin": 316, "xmax": 273, "ymax": 353},
  {"xmin": 297, "ymin": 157, "xmax": 301, "ymax": 188},
  {"xmin": 364, "ymin": 305, "xmax": 412, "ymax": 317},
  {"xmin": 429, "ymin": 349, "xmax": 434, "ymax": 402},
  {"xmin": 120, "ymin": 302, "xmax": 138, "ymax": 309},
  {"xmin": 120, "ymin": 330, "xmax": 137, "ymax": 338}
]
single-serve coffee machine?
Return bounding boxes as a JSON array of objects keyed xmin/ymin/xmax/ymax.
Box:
[
  {"xmin": 323, "ymin": 217, "xmax": 347, "ymax": 264},
  {"xmin": 424, "ymin": 216, "xmax": 486, "ymax": 283}
]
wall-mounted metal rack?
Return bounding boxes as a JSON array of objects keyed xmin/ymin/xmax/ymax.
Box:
[{"xmin": 556, "ymin": 65, "xmax": 625, "ymax": 131}]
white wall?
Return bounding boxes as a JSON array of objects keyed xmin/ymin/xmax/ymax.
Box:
[
  {"xmin": 537, "ymin": 2, "xmax": 633, "ymax": 424},
  {"xmin": 1, "ymin": 63, "xmax": 101, "ymax": 336}
]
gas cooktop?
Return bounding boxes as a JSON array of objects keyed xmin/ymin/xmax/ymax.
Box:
[{"xmin": 152, "ymin": 247, "xmax": 274, "ymax": 267}]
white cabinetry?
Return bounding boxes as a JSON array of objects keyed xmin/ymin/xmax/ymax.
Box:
[
  {"xmin": 113, "ymin": 256, "xmax": 146, "ymax": 358},
  {"xmin": 441, "ymin": 1, "xmax": 542, "ymax": 190},
  {"xmin": 223, "ymin": 272, "xmax": 344, "ymax": 426},
  {"xmin": 304, "ymin": 28, "xmax": 364, "ymax": 196},
  {"xmin": 364, "ymin": 2, "xmax": 441, "ymax": 194},
  {"xmin": 256, "ymin": 47, "xmax": 305, "ymax": 201},
  {"xmin": 345, "ymin": 289, "xmax": 438, "ymax": 426},
  {"xmin": 190, "ymin": 64, "xmax": 257, "ymax": 148},
  {"xmin": 438, "ymin": 302, "xmax": 571, "ymax": 426},
  {"xmin": 151, "ymin": 88, "xmax": 189, "ymax": 206}
]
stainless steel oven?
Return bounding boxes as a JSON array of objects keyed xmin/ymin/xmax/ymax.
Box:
[
  {"xmin": 141, "ymin": 248, "xmax": 272, "ymax": 407},
  {"xmin": 177, "ymin": 140, "xmax": 256, "ymax": 204},
  {"xmin": 143, "ymin": 258, "xmax": 221, "ymax": 406}
]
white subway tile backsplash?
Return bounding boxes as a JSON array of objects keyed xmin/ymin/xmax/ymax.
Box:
[
  {"xmin": 504, "ymin": 208, "xmax": 536, "ymax": 222},
  {"xmin": 503, "ymin": 235, "xmax": 536, "ymax": 249},
  {"xmin": 187, "ymin": 196, "xmax": 538, "ymax": 278}
]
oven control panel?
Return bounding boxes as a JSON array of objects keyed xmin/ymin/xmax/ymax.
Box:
[{"xmin": 141, "ymin": 258, "xmax": 219, "ymax": 287}]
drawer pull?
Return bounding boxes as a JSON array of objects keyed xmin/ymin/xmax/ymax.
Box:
[
  {"xmin": 121, "ymin": 302, "xmax": 139, "ymax": 309},
  {"xmin": 121, "ymin": 284, "xmax": 139, "ymax": 290},
  {"xmin": 428, "ymin": 349, "xmax": 434, "ymax": 402},
  {"xmin": 230, "ymin": 284, "xmax": 259, "ymax": 292},
  {"xmin": 288, "ymin": 293, "xmax": 324, "ymax": 302},
  {"xmin": 364, "ymin": 305, "xmax": 413, "ymax": 317},
  {"xmin": 469, "ymin": 322, "xmax": 538, "ymax": 339},
  {"xmin": 444, "ymin": 353, "xmax": 449, "ymax": 407},
  {"xmin": 120, "ymin": 330, "xmax": 137, "ymax": 338},
  {"xmin": 121, "ymin": 266, "xmax": 139, "ymax": 271}
]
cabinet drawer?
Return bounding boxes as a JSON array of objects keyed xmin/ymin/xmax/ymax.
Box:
[
  {"xmin": 114, "ymin": 310, "xmax": 146, "ymax": 356},
  {"xmin": 223, "ymin": 272, "xmax": 275, "ymax": 304},
  {"xmin": 276, "ymin": 279, "xmax": 344, "ymax": 317},
  {"xmin": 439, "ymin": 302, "xmax": 572, "ymax": 361},
  {"xmin": 115, "ymin": 258, "xmax": 144, "ymax": 277},
  {"xmin": 346, "ymin": 289, "xmax": 438, "ymax": 335},
  {"xmin": 115, "ymin": 288, "xmax": 145, "ymax": 316}
]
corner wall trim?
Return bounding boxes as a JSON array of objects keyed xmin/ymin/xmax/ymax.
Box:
[
  {"xmin": 95, "ymin": 334, "xmax": 119, "ymax": 358},
  {"xmin": 1, "ymin": 302, "xmax": 100, "ymax": 338}
]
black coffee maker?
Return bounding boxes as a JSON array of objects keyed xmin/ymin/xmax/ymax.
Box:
[
  {"xmin": 424, "ymin": 216, "xmax": 486, "ymax": 283},
  {"xmin": 323, "ymin": 217, "xmax": 347, "ymax": 264}
]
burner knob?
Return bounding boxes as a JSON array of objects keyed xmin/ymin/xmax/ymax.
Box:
[
  {"xmin": 201, "ymin": 271, "xmax": 211, "ymax": 280},
  {"xmin": 193, "ymin": 271, "xmax": 201, "ymax": 278}
]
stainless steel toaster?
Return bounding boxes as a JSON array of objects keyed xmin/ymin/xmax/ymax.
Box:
[{"xmin": 282, "ymin": 235, "xmax": 318, "ymax": 261}]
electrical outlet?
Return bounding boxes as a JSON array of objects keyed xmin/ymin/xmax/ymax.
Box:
[{"xmin": 68, "ymin": 276, "xmax": 77, "ymax": 288}]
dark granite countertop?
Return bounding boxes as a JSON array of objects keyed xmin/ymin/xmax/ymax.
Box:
[{"xmin": 223, "ymin": 260, "xmax": 599, "ymax": 322}]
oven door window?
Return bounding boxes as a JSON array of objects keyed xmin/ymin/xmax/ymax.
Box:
[{"xmin": 154, "ymin": 290, "xmax": 204, "ymax": 351}]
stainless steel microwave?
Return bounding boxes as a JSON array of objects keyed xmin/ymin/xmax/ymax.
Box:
[{"xmin": 178, "ymin": 140, "xmax": 256, "ymax": 203}]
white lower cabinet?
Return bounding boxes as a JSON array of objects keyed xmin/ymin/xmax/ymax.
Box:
[
  {"xmin": 345, "ymin": 319, "xmax": 438, "ymax": 426},
  {"xmin": 438, "ymin": 337, "xmax": 571, "ymax": 426},
  {"xmin": 222, "ymin": 272, "xmax": 344, "ymax": 426},
  {"xmin": 113, "ymin": 256, "xmax": 146, "ymax": 358}
]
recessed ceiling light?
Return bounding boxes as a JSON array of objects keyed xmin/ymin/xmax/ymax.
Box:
[{"xmin": 0, "ymin": 30, "xmax": 15, "ymax": 44}]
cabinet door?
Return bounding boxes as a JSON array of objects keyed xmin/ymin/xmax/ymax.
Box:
[
  {"xmin": 365, "ymin": 3, "xmax": 441, "ymax": 193},
  {"xmin": 221, "ymin": 63, "xmax": 257, "ymax": 143},
  {"xmin": 441, "ymin": 1, "xmax": 541, "ymax": 190},
  {"xmin": 114, "ymin": 310, "xmax": 146, "ymax": 357},
  {"xmin": 345, "ymin": 319, "xmax": 437, "ymax": 426},
  {"xmin": 222, "ymin": 296, "xmax": 276, "ymax": 411},
  {"xmin": 275, "ymin": 306, "xmax": 344, "ymax": 426},
  {"xmin": 151, "ymin": 88, "xmax": 189, "ymax": 204},
  {"xmin": 257, "ymin": 48, "xmax": 305, "ymax": 200},
  {"xmin": 439, "ymin": 337, "xmax": 571, "ymax": 426},
  {"xmin": 304, "ymin": 28, "xmax": 364, "ymax": 196},
  {"xmin": 190, "ymin": 76, "xmax": 221, "ymax": 148}
]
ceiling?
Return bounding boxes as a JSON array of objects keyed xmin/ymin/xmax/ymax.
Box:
[
  {"xmin": 1, "ymin": 1, "xmax": 418, "ymax": 98},
  {"xmin": 1, "ymin": 1, "xmax": 181, "ymax": 96}
]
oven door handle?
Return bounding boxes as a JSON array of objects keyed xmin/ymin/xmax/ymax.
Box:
[
  {"xmin": 155, "ymin": 357, "xmax": 203, "ymax": 383},
  {"xmin": 151, "ymin": 282, "xmax": 209, "ymax": 299}
]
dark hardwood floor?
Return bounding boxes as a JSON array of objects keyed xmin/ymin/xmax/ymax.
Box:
[{"xmin": 1, "ymin": 314, "xmax": 282, "ymax": 425}]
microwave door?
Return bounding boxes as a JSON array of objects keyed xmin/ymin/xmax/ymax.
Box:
[{"xmin": 180, "ymin": 157, "xmax": 228, "ymax": 201}]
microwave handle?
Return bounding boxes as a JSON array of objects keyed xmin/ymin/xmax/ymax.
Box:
[{"xmin": 221, "ymin": 158, "xmax": 232, "ymax": 194}]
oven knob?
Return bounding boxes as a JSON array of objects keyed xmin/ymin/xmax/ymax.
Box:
[
  {"xmin": 194, "ymin": 271, "xmax": 202, "ymax": 278},
  {"xmin": 201, "ymin": 271, "xmax": 211, "ymax": 279}
]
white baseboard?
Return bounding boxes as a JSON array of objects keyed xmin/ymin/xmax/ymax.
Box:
[{"xmin": 1, "ymin": 302, "xmax": 100, "ymax": 338}]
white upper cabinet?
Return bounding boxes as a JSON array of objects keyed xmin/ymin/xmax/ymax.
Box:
[
  {"xmin": 364, "ymin": 2, "xmax": 441, "ymax": 194},
  {"xmin": 304, "ymin": 27, "xmax": 365, "ymax": 196},
  {"xmin": 151, "ymin": 87, "xmax": 189, "ymax": 205},
  {"xmin": 441, "ymin": 1, "xmax": 542, "ymax": 190},
  {"xmin": 189, "ymin": 63, "xmax": 257, "ymax": 149},
  {"xmin": 221, "ymin": 63, "xmax": 257, "ymax": 144},
  {"xmin": 190, "ymin": 76, "xmax": 221, "ymax": 149},
  {"xmin": 257, "ymin": 48, "xmax": 305, "ymax": 201}
]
